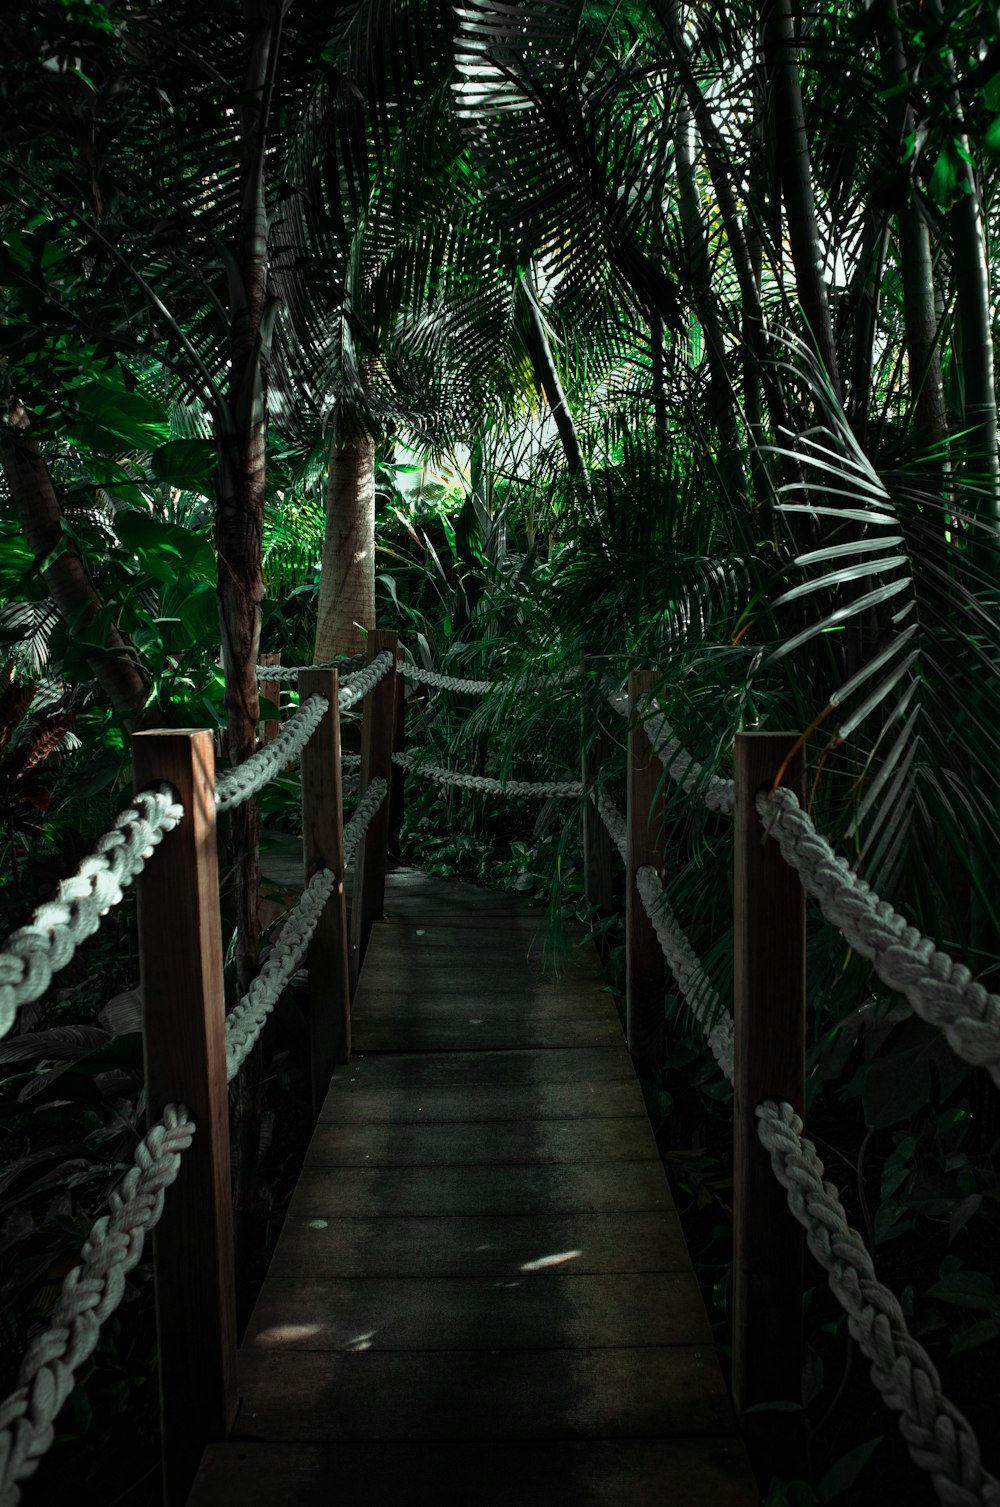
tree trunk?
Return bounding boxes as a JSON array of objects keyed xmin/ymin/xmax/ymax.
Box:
[
  {"xmin": 651, "ymin": 0, "xmax": 787, "ymax": 454},
  {"xmin": 314, "ymin": 426, "xmax": 376, "ymax": 659},
  {"xmin": 217, "ymin": 0, "xmax": 286, "ymax": 1220},
  {"xmin": 1, "ymin": 405, "xmax": 149, "ymax": 724},
  {"xmin": 911, "ymin": 0, "xmax": 999, "ymax": 567},
  {"xmin": 881, "ymin": 0, "xmax": 949, "ymax": 461},
  {"xmin": 674, "ymin": 100, "xmax": 749, "ymax": 508},
  {"xmin": 521, "ymin": 270, "xmax": 589, "ymax": 486},
  {"xmin": 762, "ymin": 0, "xmax": 842, "ymax": 403}
]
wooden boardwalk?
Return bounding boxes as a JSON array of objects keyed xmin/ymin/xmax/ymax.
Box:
[{"xmin": 189, "ymin": 868, "xmax": 758, "ymax": 1506}]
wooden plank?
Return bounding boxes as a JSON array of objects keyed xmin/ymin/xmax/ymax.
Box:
[
  {"xmin": 355, "ymin": 972, "xmax": 610, "ymax": 1003},
  {"xmin": 360, "ymin": 947, "xmax": 605, "ymax": 978},
  {"xmin": 192, "ymin": 1438, "xmax": 759, "ymax": 1507},
  {"xmin": 352, "ymin": 987, "xmax": 612, "ymax": 1019},
  {"xmin": 316, "ymin": 1080, "xmax": 645, "ymax": 1124},
  {"xmin": 132, "ymin": 729, "xmax": 237, "ymax": 1506},
  {"xmin": 269, "ymin": 1210, "xmax": 694, "ymax": 1279},
  {"xmin": 379, "ymin": 913, "xmax": 557, "ymax": 944},
  {"xmin": 306, "ymin": 1116, "xmax": 657, "ymax": 1166},
  {"xmin": 732, "ymin": 732, "xmax": 806, "ymax": 1417},
  {"xmin": 362, "ymin": 934, "xmax": 601, "ymax": 967},
  {"xmin": 350, "ymin": 1015, "xmax": 622, "ymax": 1052},
  {"xmin": 299, "ymin": 669, "xmax": 351, "ymax": 1108},
  {"xmin": 193, "ymin": 866, "xmax": 758, "ymax": 1507},
  {"xmin": 244, "ymin": 1271, "xmax": 713, "ymax": 1351},
  {"xmin": 327, "ymin": 1046, "xmax": 634, "ymax": 1089},
  {"xmin": 626, "ymin": 671, "xmax": 666, "ymax": 1075},
  {"xmin": 233, "ymin": 1346, "xmax": 737, "ymax": 1442},
  {"xmin": 287, "ymin": 1161, "xmax": 672, "ymax": 1219}
]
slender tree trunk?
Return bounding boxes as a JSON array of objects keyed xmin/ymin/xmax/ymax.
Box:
[
  {"xmin": 761, "ymin": 0, "xmax": 842, "ymax": 403},
  {"xmin": 315, "ymin": 425, "xmax": 376, "ymax": 658},
  {"xmin": 217, "ymin": 0, "xmax": 287, "ymax": 1219},
  {"xmin": 651, "ymin": 0, "xmax": 787, "ymax": 454},
  {"xmin": 2, "ymin": 405, "xmax": 149, "ymax": 723},
  {"xmin": 674, "ymin": 100, "xmax": 749, "ymax": 507},
  {"xmin": 521, "ymin": 270, "xmax": 589, "ymax": 487},
  {"xmin": 881, "ymin": 0, "xmax": 949, "ymax": 460},
  {"xmin": 844, "ymin": 216, "xmax": 888, "ymax": 450}
]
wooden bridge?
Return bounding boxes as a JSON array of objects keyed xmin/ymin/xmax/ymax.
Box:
[
  {"xmin": 15, "ymin": 629, "xmax": 985, "ymax": 1506},
  {"xmin": 188, "ymin": 866, "xmax": 757, "ymax": 1506}
]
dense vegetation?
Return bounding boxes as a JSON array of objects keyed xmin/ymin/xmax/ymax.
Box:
[{"xmin": 2, "ymin": 1, "xmax": 1000, "ymax": 1503}]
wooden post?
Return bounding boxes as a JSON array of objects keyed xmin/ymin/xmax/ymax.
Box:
[
  {"xmin": 582, "ymin": 704, "xmax": 615, "ymax": 915},
  {"xmin": 732, "ymin": 732, "xmax": 806, "ymax": 1422},
  {"xmin": 258, "ymin": 652, "xmax": 281, "ymax": 744},
  {"xmin": 388, "ymin": 641, "xmax": 406, "ymax": 857},
  {"xmin": 133, "ymin": 730, "xmax": 237, "ymax": 1507},
  {"xmin": 625, "ymin": 671, "xmax": 666, "ymax": 1076},
  {"xmin": 300, "ymin": 670, "xmax": 351, "ymax": 1114},
  {"xmin": 350, "ymin": 629, "xmax": 397, "ymax": 987}
]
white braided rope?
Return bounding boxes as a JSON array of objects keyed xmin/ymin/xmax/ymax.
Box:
[
  {"xmin": 398, "ymin": 662, "xmax": 580, "ymax": 696},
  {"xmin": 592, "ymin": 788, "xmax": 733, "ymax": 1080},
  {"xmin": 342, "ymin": 778, "xmax": 388, "ymax": 867},
  {"xmin": 215, "ymin": 696, "xmax": 328, "ymax": 812},
  {"xmin": 593, "ymin": 787, "xmax": 627, "ymax": 861},
  {"xmin": 0, "ymin": 1105, "xmax": 194, "ymax": 1506},
  {"xmin": 0, "ymin": 789, "xmax": 183, "ymax": 1035},
  {"xmin": 636, "ymin": 865, "xmax": 735, "ymax": 1083},
  {"xmin": 338, "ymin": 651, "xmax": 395, "ymax": 711},
  {"xmin": 399, "ymin": 663, "xmax": 493, "ymax": 694},
  {"xmin": 256, "ymin": 655, "xmax": 364, "ymax": 684},
  {"xmin": 757, "ymin": 1100, "xmax": 1000, "ymax": 1507},
  {"xmin": 341, "ymin": 752, "xmax": 362, "ymax": 771},
  {"xmin": 758, "ymin": 788, "xmax": 1000, "ymax": 1082},
  {"xmin": 392, "ymin": 751, "xmax": 582, "ymax": 799},
  {"xmin": 223, "ymin": 778, "xmax": 387, "ymax": 1080},
  {"xmin": 606, "ymin": 692, "xmax": 735, "ymax": 815},
  {"xmin": 225, "ymin": 868, "xmax": 336, "ymax": 1081},
  {"xmin": 642, "ymin": 712, "xmax": 735, "ymax": 815}
]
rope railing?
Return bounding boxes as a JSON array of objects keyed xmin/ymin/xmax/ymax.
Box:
[
  {"xmin": 11, "ymin": 633, "xmax": 995, "ymax": 1504},
  {"xmin": 392, "ymin": 750, "xmax": 582, "ymax": 799},
  {"xmin": 615, "ymin": 686, "xmax": 1000, "ymax": 1086},
  {"xmin": 592, "ymin": 773, "xmax": 993, "ymax": 1507},
  {"xmin": 756, "ymin": 1100, "xmax": 1000, "ymax": 1507},
  {"xmin": 397, "ymin": 661, "xmax": 580, "ymax": 696},
  {"xmin": 215, "ymin": 695, "xmax": 329, "ymax": 812},
  {"xmin": 338, "ymin": 650, "xmax": 395, "ymax": 711},
  {"xmin": 225, "ymin": 867, "xmax": 336, "ymax": 1082},
  {"xmin": 0, "ymin": 788, "xmax": 183, "ymax": 1035},
  {"xmin": 0, "ymin": 1104, "xmax": 195, "ymax": 1507},
  {"xmin": 593, "ymin": 787, "xmax": 627, "ymax": 861},
  {"xmin": 342, "ymin": 778, "xmax": 388, "ymax": 866},
  {"xmin": 635, "ymin": 865, "xmax": 735, "ymax": 1084},
  {"xmin": 757, "ymin": 787, "xmax": 1000, "ymax": 1083},
  {"xmin": 256, "ymin": 653, "xmax": 365, "ymax": 684}
]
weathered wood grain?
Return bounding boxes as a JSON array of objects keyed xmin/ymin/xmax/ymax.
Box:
[
  {"xmin": 133, "ymin": 729, "xmax": 237, "ymax": 1506},
  {"xmin": 732, "ymin": 732, "xmax": 806, "ymax": 1417}
]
